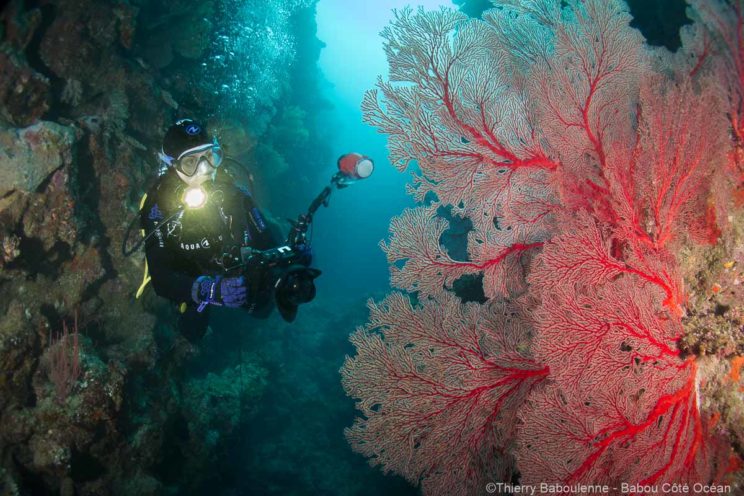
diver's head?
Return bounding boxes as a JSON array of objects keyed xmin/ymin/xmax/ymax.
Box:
[{"xmin": 160, "ymin": 119, "xmax": 223, "ymax": 187}]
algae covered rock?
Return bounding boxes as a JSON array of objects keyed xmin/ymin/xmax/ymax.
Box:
[
  {"xmin": 182, "ymin": 362, "xmax": 268, "ymax": 447},
  {"xmin": 0, "ymin": 121, "xmax": 77, "ymax": 197},
  {"xmin": 0, "ymin": 52, "xmax": 50, "ymax": 127},
  {"xmin": 0, "ymin": 302, "xmax": 40, "ymax": 411}
]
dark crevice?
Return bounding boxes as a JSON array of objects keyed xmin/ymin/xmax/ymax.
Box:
[
  {"xmin": 19, "ymin": 1, "xmax": 68, "ymax": 123},
  {"xmin": 734, "ymin": 438, "xmax": 744, "ymax": 465},
  {"xmin": 39, "ymin": 303, "xmax": 62, "ymax": 330},
  {"xmin": 79, "ymin": 317, "xmax": 106, "ymax": 349},
  {"xmin": 20, "ymin": 3, "xmax": 60, "ymax": 81},
  {"xmin": 12, "ymin": 452, "xmax": 56, "ymax": 496},
  {"xmin": 0, "ymin": 189, "xmax": 17, "ymax": 202},
  {"xmin": 33, "ymin": 164, "xmax": 64, "ymax": 193},
  {"xmin": 69, "ymin": 132, "xmax": 101, "ymax": 240},
  {"xmin": 0, "ymin": 276, "xmax": 12, "ymax": 317},
  {"xmin": 22, "ymin": 346, "xmax": 39, "ymax": 408},
  {"xmin": 6, "ymin": 237, "xmax": 72, "ymax": 278},
  {"xmin": 70, "ymin": 449, "xmax": 106, "ymax": 483},
  {"xmin": 152, "ymin": 412, "xmax": 189, "ymax": 485},
  {"xmin": 70, "ymin": 131, "xmax": 118, "ymax": 300},
  {"xmin": 713, "ymin": 303, "xmax": 730, "ymax": 316}
]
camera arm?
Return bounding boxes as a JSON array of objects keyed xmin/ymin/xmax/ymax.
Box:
[
  {"xmin": 226, "ymin": 172, "xmax": 348, "ymax": 271},
  {"xmin": 286, "ymin": 172, "xmax": 350, "ymax": 248}
]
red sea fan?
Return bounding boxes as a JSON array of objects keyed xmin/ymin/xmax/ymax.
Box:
[
  {"xmin": 343, "ymin": 0, "xmax": 742, "ymax": 494},
  {"xmin": 342, "ymin": 291, "xmax": 547, "ymax": 496},
  {"xmin": 520, "ymin": 213, "xmax": 731, "ymax": 489},
  {"xmin": 616, "ymin": 75, "xmax": 729, "ymax": 249},
  {"xmin": 381, "ymin": 206, "xmax": 545, "ymax": 299}
]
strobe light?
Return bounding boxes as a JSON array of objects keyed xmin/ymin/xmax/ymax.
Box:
[{"xmin": 337, "ymin": 153, "xmax": 374, "ymax": 180}]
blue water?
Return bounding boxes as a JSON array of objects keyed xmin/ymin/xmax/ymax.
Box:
[{"xmin": 311, "ymin": 0, "xmax": 450, "ymax": 296}]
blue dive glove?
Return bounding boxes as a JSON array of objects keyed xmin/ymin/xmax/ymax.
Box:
[{"xmin": 191, "ymin": 275, "xmax": 247, "ymax": 312}]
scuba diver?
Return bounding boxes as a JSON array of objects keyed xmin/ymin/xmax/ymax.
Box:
[
  {"xmin": 131, "ymin": 118, "xmax": 373, "ymax": 342},
  {"xmin": 139, "ymin": 118, "xmax": 309, "ymax": 342}
]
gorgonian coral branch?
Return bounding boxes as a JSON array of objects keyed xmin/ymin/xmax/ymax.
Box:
[
  {"xmin": 521, "ymin": 209, "xmax": 733, "ymax": 488},
  {"xmin": 382, "ymin": 206, "xmax": 546, "ymax": 298},
  {"xmin": 342, "ymin": 292, "xmax": 548, "ymax": 496}
]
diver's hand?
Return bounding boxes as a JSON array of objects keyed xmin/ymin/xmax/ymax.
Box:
[
  {"xmin": 191, "ymin": 275, "xmax": 248, "ymax": 311},
  {"xmin": 219, "ymin": 276, "xmax": 248, "ymax": 307}
]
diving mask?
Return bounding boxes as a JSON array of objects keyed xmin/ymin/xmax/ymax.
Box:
[{"xmin": 175, "ymin": 141, "xmax": 224, "ymax": 178}]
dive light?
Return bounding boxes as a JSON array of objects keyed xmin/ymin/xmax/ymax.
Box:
[{"xmin": 183, "ymin": 187, "xmax": 207, "ymax": 209}]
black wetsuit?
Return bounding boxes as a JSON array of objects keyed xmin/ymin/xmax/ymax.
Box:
[{"xmin": 140, "ymin": 168, "xmax": 280, "ymax": 341}]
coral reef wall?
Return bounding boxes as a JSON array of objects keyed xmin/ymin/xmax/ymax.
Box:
[{"xmin": 0, "ymin": 1, "xmax": 324, "ymax": 494}]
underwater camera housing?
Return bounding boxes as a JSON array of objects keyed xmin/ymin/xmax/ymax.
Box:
[
  {"xmin": 232, "ymin": 244, "xmax": 320, "ymax": 322},
  {"xmin": 226, "ymin": 153, "xmax": 373, "ymax": 322}
]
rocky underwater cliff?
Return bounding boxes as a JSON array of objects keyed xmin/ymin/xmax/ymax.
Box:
[{"xmin": 0, "ymin": 1, "xmax": 330, "ymax": 494}]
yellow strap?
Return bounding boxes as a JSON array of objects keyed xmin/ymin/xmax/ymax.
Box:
[
  {"xmin": 135, "ymin": 258, "xmax": 151, "ymax": 299},
  {"xmin": 135, "ymin": 193, "xmax": 151, "ymax": 299}
]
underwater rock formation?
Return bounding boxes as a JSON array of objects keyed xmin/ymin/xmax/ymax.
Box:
[
  {"xmin": 0, "ymin": 0, "xmax": 178, "ymax": 492},
  {"xmin": 0, "ymin": 121, "xmax": 76, "ymax": 198},
  {"xmin": 179, "ymin": 363, "xmax": 267, "ymax": 477},
  {"xmin": 0, "ymin": 53, "xmax": 49, "ymax": 127},
  {"xmin": 0, "ymin": 0, "xmax": 324, "ymax": 493},
  {"xmin": 343, "ymin": 1, "xmax": 744, "ymax": 495}
]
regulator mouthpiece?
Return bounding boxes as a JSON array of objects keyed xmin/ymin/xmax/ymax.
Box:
[
  {"xmin": 183, "ymin": 187, "xmax": 207, "ymax": 209},
  {"xmin": 338, "ymin": 153, "xmax": 374, "ymax": 180}
]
